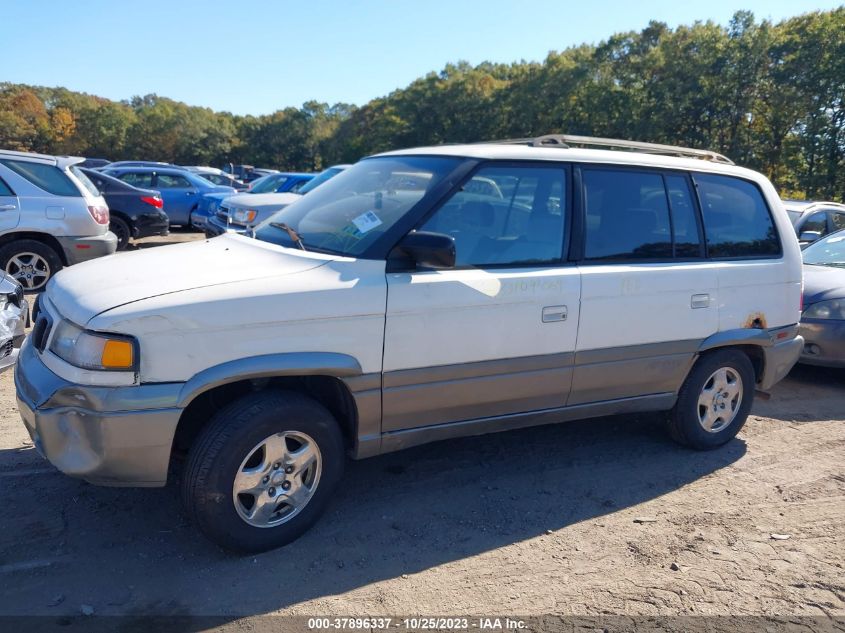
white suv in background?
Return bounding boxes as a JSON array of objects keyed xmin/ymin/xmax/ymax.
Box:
[
  {"xmin": 16, "ymin": 136, "xmax": 803, "ymax": 553},
  {"xmin": 0, "ymin": 150, "xmax": 116, "ymax": 291}
]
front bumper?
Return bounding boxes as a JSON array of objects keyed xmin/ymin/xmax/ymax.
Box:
[
  {"xmin": 799, "ymin": 319, "xmax": 845, "ymax": 368},
  {"xmin": 14, "ymin": 340, "xmax": 183, "ymax": 487},
  {"xmin": 205, "ymin": 215, "xmax": 248, "ymax": 238},
  {"xmin": 0, "ymin": 298, "xmax": 28, "ymax": 373},
  {"xmin": 56, "ymin": 232, "xmax": 118, "ymax": 265}
]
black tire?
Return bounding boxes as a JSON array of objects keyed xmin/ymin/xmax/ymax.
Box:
[
  {"xmin": 0, "ymin": 239, "xmax": 63, "ymax": 293},
  {"xmin": 110, "ymin": 215, "xmax": 132, "ymax": 251},
  {"xmin": 180, "ymin": 390, "xmax": 345, "ymax": 553},
  {"xmin": 667, "ymin": 349, "xmax": 755, "ymax": 450}
]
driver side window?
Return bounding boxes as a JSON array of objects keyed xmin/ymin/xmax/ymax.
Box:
[{"xmin": 419, "ymin": 165, "xmax": 567, "ymax": 267}]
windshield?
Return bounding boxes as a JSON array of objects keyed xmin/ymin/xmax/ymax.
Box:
[
  {"xmin": 298, "ymin": 166, "xmax": 344, "ymax": 195},
  {"xmin": 803, "ymin": 230, "xmax": 845, "ymax": 267},
  {"xmin": 253, "ymin": 156, "xmax": 460, "ymax": 257},
  {"xmin": 250, "ymin": 174, "xmax": 287, "ymax": 194}
]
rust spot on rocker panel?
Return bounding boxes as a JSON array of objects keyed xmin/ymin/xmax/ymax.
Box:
[{"xmin": 743, "ymin": 312, "xmax": 767, "ymax": 329}]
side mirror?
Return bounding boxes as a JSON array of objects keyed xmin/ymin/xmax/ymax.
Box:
[
  {"xmin": 387, "ymin": 231, "xmax": 456, "ymax": 271},
  {"xmin": 799, "ymin": 230, "xmax": 822, "ymax": 243}
]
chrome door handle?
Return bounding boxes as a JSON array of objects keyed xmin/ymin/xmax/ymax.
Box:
[
  {"xmin": 0, "ymin": 204, "xmax": 16, "ymax": 211},
  {"xmin": 691, "ymin": 293, "xmax": 711, "ymax": 309},
  {"xmin": 542, "ymin": 305, "xmax": 568, "ymax": 322}
]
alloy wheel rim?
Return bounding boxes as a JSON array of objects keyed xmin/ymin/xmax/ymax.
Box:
[
  {"xmin": 697, "ymin": 367, "xmax": 743, "ymax": 433},
  {"xmin": 6, "ymin": 252, "xmax": 50, "ymax": 290},
  {"xmin": 232, "ymin": 431, "xmax": 322, "ymax": 528}
]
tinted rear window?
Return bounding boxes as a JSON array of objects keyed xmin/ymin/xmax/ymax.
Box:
[
  {"xmin": 694, "ymin": 174, "xmax": 780, "ymax": 258},
  {"xmin": 0, "ymin": 159, "xmax": 81, "ymax": 196}
]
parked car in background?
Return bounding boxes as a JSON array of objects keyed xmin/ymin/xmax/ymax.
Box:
[
  {"xmin": 0, "ymin": 149, "xmax": 116, "ymax": 292},
  {"xmin": 191, "ymin": 172, "xmax": 317, "ymax": 230},
  {"xmin": 78, "ymin": 158, "xmax": 111, "ymax": 169},
  {"xmin": 15, "ymin": 136, "xmax": 803, "ymax": 552},
  {"xmin": 183, "ymin": 166, "xmax": 248, "ymax": 191},
  {"xmin": 784, "ymin": 200, "xmax": 845, "ymax": 246},
  {"xmin": 223, "ymin": 164, "xmax": 279, "ymax": 183},
  {"xmin": 205, "ymin": 165, "xmax": 348, "ymax": 237},
  {"xmin": 0, "ymin": 272, "xmax": 28, "ymax": 373},
  {"xmin": 101, "ymin": 166, "xmax": 235, "ymax": 227},
  {"xmin": 246, "ymin": 172, "xmax": 314, "ymax": 194},
  {"xmin": 101, "ymin": 160, "xmax": 175, "ymax": 170},
  {"xmin": 80, "ymin": 168, "xmax": 169, "ymax": 250},
  {"xmin": 799, "ymin": 228, "xmax": 845, "ymax": 367}
]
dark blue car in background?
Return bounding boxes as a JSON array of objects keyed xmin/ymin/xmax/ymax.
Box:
[{"xmin": 101, "ymin": 166, "xmax": 236, "ymax": 226}]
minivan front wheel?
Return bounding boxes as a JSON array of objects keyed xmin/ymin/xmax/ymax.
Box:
[
  {"xmin": 667, "ymin": 349, "xmax": 755, "ymax": 449},
  {"xmin": 0, "ymin": 239, "xmax": 63, "ymax": 292},
  {"xmin": 181, "ymin": 390, "xmax": 344, "ymax": 553}
]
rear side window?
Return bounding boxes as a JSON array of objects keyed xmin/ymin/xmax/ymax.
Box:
[
  {"xmin": 157, "ymin": 174, "xmax": 192, "ymax": 189},
  {"xmin": 829, "ymin": 211, "xmax": 845, "ymax": 232},
  {"xmin": 694, "ymin": 174, "xmax": 780, "ymax": 258},
  {"xmin": 0, "ymin": 159, "xmax": 81, "ymax": 196},
  {"xmin": 0, "ymin": 177, "xmax": 13, "ymax": 196},
  {"xmin": 117, "ymin": 172, "xmax": 154, "ymax": 188},
  {"xmin": 70, "ymin": 166, "xmax": 100, "ymax": 197},
  {"xmin": 583, "ymin": 169, "xmax": 673, "ymax": 260}
]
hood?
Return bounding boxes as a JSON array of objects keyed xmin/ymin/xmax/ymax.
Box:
[
  {"xmin": 802, "ymin": 263, "xmax": 845, "ymax": 305},
  {"xmin": 206, "ymin": 185, "xmax": 237, "ymax": 195},
  {"xmin": 224, "ymin": 192, "xmax": 302, "ymax": 211},
  {"xmin": 47, "ymin": 234, "xmax": 331, "ymax": 326}
]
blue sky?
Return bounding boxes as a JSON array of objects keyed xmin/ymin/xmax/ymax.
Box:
[{"xmin": 2, "ymin": 0, "xmax": 839, "ymax": 115}]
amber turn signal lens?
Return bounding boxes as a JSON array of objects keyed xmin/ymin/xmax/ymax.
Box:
[{"xmin": 101, "ymin": 339, "xmax": 134, "ymax": 368}]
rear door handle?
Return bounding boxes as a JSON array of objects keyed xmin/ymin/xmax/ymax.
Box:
[
  {"xmin": 542, "ymin": 305, "xmax": 568, "ymax": 322},
  {"xmin": 691, "ymin": 293, "xmax": 711, "ymax": 309},
  {"xmin": 0, "ymin": 204, "xmax": 16, "ymax": 211}
]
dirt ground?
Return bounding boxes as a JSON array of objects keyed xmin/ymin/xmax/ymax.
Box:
[{"xmin": 0, "ymin": 232, "xmax": 843, "ymax": 624}]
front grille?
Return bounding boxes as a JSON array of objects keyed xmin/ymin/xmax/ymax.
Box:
[
  {"xmin": 216, "ymin": 205, "xmax": 230, "ymax": 222},
  {"xmin": 0, "ymin": 339, "xmax": 12, "ymax": 358}
]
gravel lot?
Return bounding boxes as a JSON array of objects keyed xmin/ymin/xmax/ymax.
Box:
[{"xmin": 0, "ymin": 233, "xmax": 843, "ymax": 624}]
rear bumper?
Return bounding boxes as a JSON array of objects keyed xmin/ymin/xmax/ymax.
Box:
[
  {"xmin": 759, "ymin": 328, "xmax": 804, "ymax": 390},
  {"xmin": 14, "ymin": 340, "xmax": 183, "ymax": 487},
  {"xmin": 134, "ymin": 212, "xmax": 170, "ymax": 239},
  {"xmin": 799, "ymin": 319, "xmax": 845, "ymax": 368},
  {"xmin": 56, "ymin": 232, "xmax": 118, "ymax": 265}
]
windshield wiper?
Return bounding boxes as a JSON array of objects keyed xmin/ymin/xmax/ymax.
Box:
[{"xmin": 270, "ymin": 222, "xmax": 307, "ymax": 251}]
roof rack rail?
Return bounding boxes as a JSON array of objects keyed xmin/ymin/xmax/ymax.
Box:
[{"xmin": 481, "ymin": 134, "xmax": 735, "ymax": 165}]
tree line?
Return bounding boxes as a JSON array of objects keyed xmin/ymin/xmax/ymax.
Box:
[{"xmin": 1, "ymin": 8, "xmax": 843, "ymax": 200}]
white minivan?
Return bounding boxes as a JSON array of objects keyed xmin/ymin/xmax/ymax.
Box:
[{"xmin": 15, "ymin": 136, "xmax": 803, "ymax": 552}]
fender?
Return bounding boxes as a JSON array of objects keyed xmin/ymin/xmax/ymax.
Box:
[
  {"xmin": 176, "ymin": 352, "xmax": 362, "ymax": 408},
  {"xmin": 698, "ymin": 327, "xmax": 774, "ymax": 352}
]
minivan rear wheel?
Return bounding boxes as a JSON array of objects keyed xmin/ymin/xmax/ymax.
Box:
[
  {"xmin": 180, "ymin": 390, "xmax": 345, "ymax": 553},
  {"xmin": 667, "ymin": 349, "xmax": 755, "ymax": 449},
  {"xmin": 0, "ymin": 239, "xmax": 63, "ymax": 293}
]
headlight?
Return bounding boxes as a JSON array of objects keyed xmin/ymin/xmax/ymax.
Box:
[
  {"xmin": 803, "ymin": 299, "xmax": 845, "ymax": 320},
  {"xmin": 49, "ymin": 319, "xmax": 138, "ymax": 371},
  {"xmin": 232, "ymin": 209, "xmax": 257, "ymax": 224}
]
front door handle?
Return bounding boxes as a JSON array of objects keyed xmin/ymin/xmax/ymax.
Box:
[
  {"xmin": 542, "ymin": 305, "xmax": 568, "ymax": 323},
  {"xmin": 691, "ymin": 293, "xmax": 711, "ymax": 309},
  {"xmin": 0, "ymin": 204, "xmax": 16, "ymax": 211}
]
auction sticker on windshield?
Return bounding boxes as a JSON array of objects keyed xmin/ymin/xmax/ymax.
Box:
[{"xmin": 352, "ymin": 211, "xmax": 383, "ymax": 234}]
